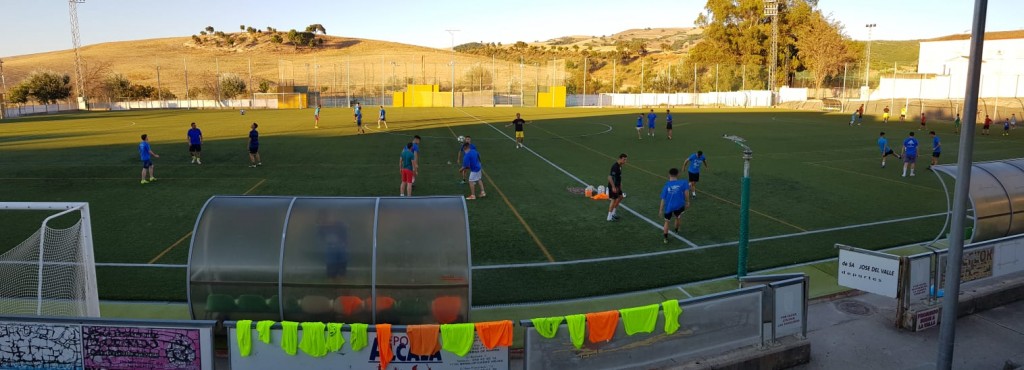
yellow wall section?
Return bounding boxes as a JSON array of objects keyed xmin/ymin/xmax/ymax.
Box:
[{"xmin": 538, "ymin": 86, "xmax": 566, "ymax": 107}]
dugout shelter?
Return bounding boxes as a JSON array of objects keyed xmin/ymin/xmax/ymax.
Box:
[
  {"xmin": 932, "ymin": 158, "xmax": 1024, "ymax": 243},
  {"xmin": 187, "ymin": 196, "xmax": 470, "ymax": 325}
]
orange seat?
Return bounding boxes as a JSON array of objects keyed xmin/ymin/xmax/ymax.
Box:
[
  {"xmin": 335, "ymin": 296, "xmax": 364, "ymax": 316},
  {"xmin": 374, "ymin": 296, "xmax": 396, "ymax": 312},
  {"xmin": 431, "ymin": 296, "xmax": 463, "ymax": 324}
]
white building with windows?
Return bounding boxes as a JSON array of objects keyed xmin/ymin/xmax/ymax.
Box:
[{"xmin": 872, "ymin": 31, "xmax": 1024, "ymax": 100}]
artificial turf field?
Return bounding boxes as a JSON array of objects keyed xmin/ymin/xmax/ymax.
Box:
[{"xmin": 2, "ymin": 106, "xmax": 1019, "ymax": 306}]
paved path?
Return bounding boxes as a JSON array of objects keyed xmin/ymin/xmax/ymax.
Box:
[{"xmin": 797, "ymin": 293, "xmax": 1024, "ymax": 369}]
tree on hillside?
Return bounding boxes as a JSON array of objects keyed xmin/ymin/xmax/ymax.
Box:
[
  {"xmin": 460, "ymin": 66, "xmax": 493, "ymax": 91},
  {"xmin": 240, "ymin": 25, "xmax": 245, "ymax": 31},
  {"xmin": 286, "ymin": 29, "xmax": 317, "ymax": 47},
  {"xmin": 220, "ymin": 74, "xmax": 247, "ymax": 99},
  {"xmin": 306, "ymin": 24, "xmax": 327, "ymax": 35},
  {"xmin": 13, "ymin": 71, "xmax": 72, "ymax": 104},
  {"xmin": 103, "ymin": 74, "xmax": 133, "ymax": 99},
  {"xmin": 205, "ymin": 26, "xmax": 215, "ymax": 33},
  {"xmin": 795, "ymin": 12, "xmax": 855, "ymax": 96},
  {"xmin": 258, "ymin": 79, "xmax": 275, "ymax": 93},
  {"xmin": 7, "ymin": 84, "xmax": 30, "ymax": 104}
]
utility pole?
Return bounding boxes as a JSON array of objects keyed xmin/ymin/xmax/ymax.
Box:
[
  {"xmin": 156, "ymin": 64, "xmax": 162, "ymax": 107},
  {"xmin": 216, "ymin": 58, "xmax": 222, "ymax": 103},
  {"xmin": 184, "ymin": 57, "xmax": 190, "ymax": 110},
  {"xmin": 69, "ymin": 0, "xmax": 87, "ymax": 108},
  {"xmin": 583, "ymin": 56, "xmax": 588, "ymax": 107},
  {"xmin": 0, "ymin": 58, "xmax": 6, "ymax": 119},
  {"xmin": 446, "ymin": 29, "xmax": 459, "ymax": 108},
  {"xmin": 865, "ymin": 24, "xmax": 877, "ymax": 87},
  {"xmin": 937, "ymin": 1, "xmax": 988, "ymax": 368},
  {"xmin": 248, "ymin": 58, "xmax": 254, "ymax": 107}
]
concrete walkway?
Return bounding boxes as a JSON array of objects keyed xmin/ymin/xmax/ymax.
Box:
[{"xmin": 797, "ymin": 293, "xmax": 1024, "ymax": 369}]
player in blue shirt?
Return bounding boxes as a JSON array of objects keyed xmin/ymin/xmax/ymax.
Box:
[
  {"xmin": 138, "ymin": 134, "xmax": 159, "ymax": 184},
  {"xmin": 635, "ymin": 114, "xmax": 644, "ymax": 140},
  {"xmin": 460, "ymin": 143, "xmax": 486, "ymax": 200},
  {"xmin": 354, "ymin": 103, "xmax": 364, "ymax": 134},
  {"xmin": 901, "ymin": 131, "xmax": 919, "ymax": 177},
  {"xmin": 877, "ymin": 132, "xmax": 901, "ymax": 168},
  {"xmin": 682, "ymin": 151, "xmax": 709, "ymax": 198},
  {"xmin": 1004, "ymin": 118, "xmax": 1012, "ymax": 136},
  {"xmin": 248, "ymin": 122, "xmax": 262, "ymax": 168},
  {"xmin": 377, "ymin": 106, "xmax": 389, "ymax": 129},
  {"xmin": 928, "ymin": 131, "xmax": 941, "ymax": 170},
  {"xmin": 659, "ymin": 168, "xmax": 690, "ymax": 244},
  {"xmin": 646, "ymin": 109, "xmax": 657, "ymax": 138},
  {"xmin": 314, "ymin": 104, "xmax": 321, "ymax": 129},
  {"xmin": 187, "ymin": 122, "xmax": 203, "ymax": 165},
  {"xmin": 455, "ymin": 136, "xmax": 478, "ymax": 184},
  {"xmin": 665, "ymin": 110, "xmax": 674, "ymax": 140}
]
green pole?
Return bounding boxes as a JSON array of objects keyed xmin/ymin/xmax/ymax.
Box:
[{"xmin": 738, "ymin": 152, "xmax": 752, "ymax": 277}]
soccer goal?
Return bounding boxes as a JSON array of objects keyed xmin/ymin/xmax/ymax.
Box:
[{"xmin": 0, "ymin": 202, "xmax": 100, "ymax": 317}]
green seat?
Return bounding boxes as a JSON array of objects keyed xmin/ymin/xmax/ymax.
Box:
[
  {"xmin": 236, "ymin": 294, "xmax": 269, "ymax": 313},
  {"xmin": 205, "ymin": 294, "xmax": 236, "ymax": 319},
  {"xmin": 267, "ymin": 295, "xmax": 301, "ymax": 314}
]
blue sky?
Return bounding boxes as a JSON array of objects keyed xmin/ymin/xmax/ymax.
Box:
[{"xmin": 1, "ymin": 0, "xmax": 1021, "ymax": 57}]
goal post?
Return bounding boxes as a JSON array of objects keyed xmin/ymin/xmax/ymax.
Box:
[{"xmin": 0, "ymin": 202, "xmax": 100, "ymax": 317}]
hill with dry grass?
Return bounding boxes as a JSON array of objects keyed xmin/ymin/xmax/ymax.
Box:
[
  {"xmin": 1, "ymin": 33, "xmax": 520, "ymax": 100},
  {"xmin": 2, "ymin": 27, "xmax": 703, "ymax": 99}
]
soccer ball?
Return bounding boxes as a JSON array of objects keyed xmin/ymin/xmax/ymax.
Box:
[
  {"xmin": 240, "ymin": 109, "xmax": 246, "ymax": 115},
  {"xmin": 457, "ymin": 135, "xmax": 465, "ymax": 143}
]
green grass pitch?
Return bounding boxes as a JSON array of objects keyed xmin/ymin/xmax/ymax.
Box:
[{"xmin": 1, "ymin": 106, "xmax": 1017, "ymax": 305}]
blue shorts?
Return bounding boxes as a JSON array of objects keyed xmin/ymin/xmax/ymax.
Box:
[
  {"xmin": 648, "ymin": 122, "xmax": 655, "ymax": 129},
  {"xmin": 904, "ymin": 153, "xmax": 917, "ymax": 163},
  {"xmin": 142, "ymin": 160, "xmax": 152, "ymax": 169},
  {"xmin": 249, "ymin": 146, "xmax": 259, "ymax": 154},
  {"xmin": 663, "ymin": 207, "xmax": 685, "ymax": 220}
]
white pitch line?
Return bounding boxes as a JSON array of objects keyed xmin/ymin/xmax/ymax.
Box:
[
  {"xmin": 472, "ymin": 211, "xmax": 947, "ymax": 270},
  {"xmin": 455, "ymin": 108, "xmax": 700, "ymax": 248},
  {"xmin": 677, "ymin": 286, "xmax": 693, "ymax": 298}
]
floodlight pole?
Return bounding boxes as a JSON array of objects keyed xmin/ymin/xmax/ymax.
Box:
[
  {"xmin": 724, "ymin": 135, "xmax": 753, "ymax": 277},
  {"xmin": 446, "ymin": 29, "xmax": 459, "ymax": 108},
  {"xmin": 865, "ymin": 24, "xmax": 876, "ymax": 87},
  {"xmin": 69, "ymin": 0, "xmax": 87, "ymax": 108},
  {"xmin": 937, "ymin": 1, "xmax": 987, "ymax": 368},
  {"xmin": 764, "ymin": 0, "xmax": 779, "ymax": 93}
]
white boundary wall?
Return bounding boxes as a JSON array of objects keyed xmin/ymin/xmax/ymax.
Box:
[
  {"xmin": 868, "ymin": 74, "xmax": 1024, "ymax": 100},
  {"xmin": 601, "ymin": 90, "xmax": 780, "ymax": 107}
]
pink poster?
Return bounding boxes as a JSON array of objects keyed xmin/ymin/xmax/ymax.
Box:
[{"xmin": 82, "ymin": 326, "xmax": 201, "ymax": 370}]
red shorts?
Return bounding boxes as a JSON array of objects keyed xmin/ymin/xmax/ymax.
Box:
[{"xmin": 401, "ymin": 169, "xmax": 414, "ymax": 183}]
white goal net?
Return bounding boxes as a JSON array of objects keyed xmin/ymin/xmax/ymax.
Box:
[{"xmin": 0, "ymin": 202, "xmax": 100, "ymax": 317}]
